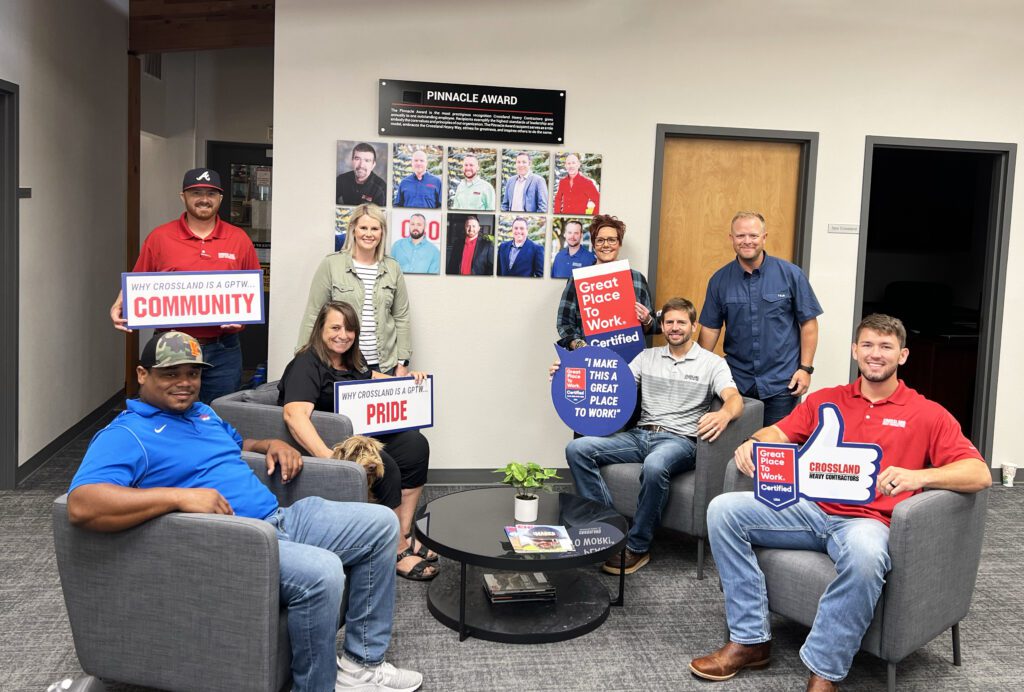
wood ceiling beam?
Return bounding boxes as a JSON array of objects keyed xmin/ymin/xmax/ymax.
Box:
[{"xmin": 129, "ymin": 1, "xmax": 274, "ymax": 54}]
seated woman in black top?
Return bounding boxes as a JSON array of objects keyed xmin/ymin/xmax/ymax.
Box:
[{"xmin": 278, "ymin": 301, "xmax": 437, "ymax": 581}]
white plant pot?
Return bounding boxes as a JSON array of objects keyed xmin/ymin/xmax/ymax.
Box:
[{"xmin": 514, "ymin": 494, "xmax": 539, "ymax": 523}]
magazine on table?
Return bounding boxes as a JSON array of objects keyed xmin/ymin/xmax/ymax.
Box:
[
  {"xmin": 504, "ymin": 524, "xmax": 576, "ymax": 554},
  {"xmin": 482, "ymin": 572, "xmax": 556, "ymax": 603}
]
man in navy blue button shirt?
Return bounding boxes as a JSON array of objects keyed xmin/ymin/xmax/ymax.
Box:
[{"xmin": 698, "ymin": 211, "xmax": 822, "ymax": 426}]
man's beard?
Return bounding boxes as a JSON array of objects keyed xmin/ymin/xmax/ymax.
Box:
[{"xmin": 859, "ymin": 363, "xmax": 898, "ymax": 382}]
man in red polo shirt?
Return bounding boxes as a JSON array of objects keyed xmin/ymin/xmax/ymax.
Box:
[
  {"xmin": 689, "ymin": 313, "xmax": 991, "ymax": 691},
  {"xmin": 109, "ymin": 168, "xmax": 260, "ymax": 403}
]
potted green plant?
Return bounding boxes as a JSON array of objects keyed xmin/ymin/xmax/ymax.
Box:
[{"xmin": 494, "ymin": 461, "xmax": 561, "ymax": 522}]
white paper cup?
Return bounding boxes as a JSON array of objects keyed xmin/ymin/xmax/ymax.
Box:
[{"xmin": 1003, "ymin": 464, "xmax": 1017, "ymax": 487}]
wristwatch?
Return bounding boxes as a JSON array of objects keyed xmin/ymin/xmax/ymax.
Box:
[
  {"xmin": 397, "ymin": 359, "xmax": 410, "ymax": 367},
  {"xmin": 798, "ymin": 364, "xmax": 814, "ymax": 375}
]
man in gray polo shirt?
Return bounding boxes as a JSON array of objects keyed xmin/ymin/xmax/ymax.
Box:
[{"xmin": 564, "ymin": 297, "xmax": 744, "ymax": 574}]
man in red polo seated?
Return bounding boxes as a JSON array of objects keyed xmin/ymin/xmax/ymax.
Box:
[
  {"xmin": 689, "ymin": 313, "xmax": 991, "ymax": 691},
  {"xmin": 109, "ymin": 168, "xmax": 260, "ymax": 403}
]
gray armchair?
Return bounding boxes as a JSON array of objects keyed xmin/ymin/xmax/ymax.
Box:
[
  {"xmin": 53, "ymin": 452, "xmax": 366, "ymax": 692},
  {"xmin": 722, "ymin": 461, "xmax": 988, "ymax": 691},
  {"xmin": 211, "ymin": 382, "xmax": 353, "ymax": 450},
  {"xmin": 597, "ymin": 397, "xmax": 763, "ymax": 578}
]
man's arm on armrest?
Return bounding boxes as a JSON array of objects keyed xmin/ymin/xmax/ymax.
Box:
[
  {"xmin": 67, "ymin": 483, "xmax": 232, "ymax": 532},
  {"xmin": 243, "ymin": 437, "xmax": 303, "ymax": 483},
  {"xmin": 878, "ymin": 457, "xmax": 991, "ymax": 497},
  {"xmin": 696, "ymin": 387, "xmax": 744, "ymax": 442}
]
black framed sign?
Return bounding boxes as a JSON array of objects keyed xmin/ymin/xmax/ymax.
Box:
[{"xmin": 378, "ymin": 79, "xmax": 566, "ymax": 144}]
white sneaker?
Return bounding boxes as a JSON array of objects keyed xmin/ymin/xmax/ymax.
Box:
[{"xmin": 336, "ymin": 655, "xmax": 423, "ymax": 692}]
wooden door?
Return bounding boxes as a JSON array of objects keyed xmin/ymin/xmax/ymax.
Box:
[{"xmin": 655, "ymin": 137, "xmax": 802, "ymax": 351}]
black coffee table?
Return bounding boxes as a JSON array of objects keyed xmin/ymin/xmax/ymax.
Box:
[{"xmin": 413, "ymin": 487, "xmax": 628, "ymax": 643}]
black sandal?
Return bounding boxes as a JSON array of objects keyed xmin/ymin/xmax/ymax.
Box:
[
  {"xmin": 396, "ymin": 548, "xmax": 439, "ymax": 581},
  {"xmin": 405, "ymin": 532, "xmax": 438, "ymax": 562}
]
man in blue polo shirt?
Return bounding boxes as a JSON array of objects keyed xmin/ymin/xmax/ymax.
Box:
[
  {"xmin": 67, "ymin": 331, "xmax": 423, "ymax": 692},
  {"xmin": 698, "ymin": 211, "xmax": 822, "ymax": 426},
  {"xmin": 551, "ymin": 219, "xmax": 596, "ymax": 278},
  {"xmin": 394, "ymin": 149, "xmax": 442, "ymax": 208}
]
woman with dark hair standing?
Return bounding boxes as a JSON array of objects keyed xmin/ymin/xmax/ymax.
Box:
[
  {"xmin": 556, "ymin": 214, "xmax": 657, "ymax": 350},
  {"xmin": 279, "ymin": 301, "xmax": 437, "ymax": 581}
]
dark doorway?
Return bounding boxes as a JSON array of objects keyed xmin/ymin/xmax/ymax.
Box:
[
  {"xmin": 206, "ymin": 140, "xmax": 273, "ymax": 373},
  {"xmin": 1, "ymin": 79, "xmax": 18, "ymax": 490},
  {"xmin": 855, "ymin": 138, "xmax": 1015, "ymax": 459}
]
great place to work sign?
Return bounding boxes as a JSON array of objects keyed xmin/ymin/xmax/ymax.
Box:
[
  {"xmin": 378, "ymin": 79, "xmax": 566, "ymax": 144},
  {"xmin": 550, "ymin": 345, "xmax": 636, "ymax": 437},
  {"xmin": 122, "ymin": 270, "xmax": 265, "ymax": 329},
  {"xmin": 335, "ymin": 376, "xmax": 435, "ymax": 436},
  {"xmin": 754, "ymin": 404, "xmax": 882, "ymax": 510},
  {"xmin": 572, "ymin": 259, "xmax": 645, "ymax": 363}
]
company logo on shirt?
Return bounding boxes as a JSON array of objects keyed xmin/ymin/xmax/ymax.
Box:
[
  {"xmin": 882, "ymin": 418, "xmax": 906, "ymax": 428},
  {"xmin": 682, "ymin": 374, "xmax": 700, "ymax": 383},
  {"xmin": 218, "ymin": 252, "xmax": 236, "ymax": 260},
  {"xmin": 199, "ymin": 414, "xmax": 211, "ymax": 421}
]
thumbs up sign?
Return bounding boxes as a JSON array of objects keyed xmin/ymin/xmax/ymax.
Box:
[{"xmin": 797, "ymin": 403, "xmax": 881, "ymax": 504}]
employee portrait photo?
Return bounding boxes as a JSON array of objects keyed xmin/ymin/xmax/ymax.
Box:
[
  {"xmin": 500, "ymin": 149, "xmax": 550, "ymax": 213},
  {"xmin": 496, "ymin": 214, "xmax": 546, "ymax": 278},
  {"xmin": 550, "ymin": 216, "xmax": 595, "ymax": 279},
  {"xmin": 336, "ymin": 140, "xmax": 388, "ymax": 207},
  {"xmin": 392, "ymin": 143, "xmax": 444, "ymax": 209},
  {"xmin": 445, "ymin": 213, "xmax": 495, "ymax": 277},
  {"xmin": 447, "ymin": 147, "xmax": 497, "ymax": 211},
  {"xmin": 334, "ymin": 206, "xmax": 357, "ymax": 252},
  {"xmin": 552, "ymin": 151, "xmax": 602, "ymax": 215},
  {"xmin": 390, "ymin": 209, "xmax": 442, "ymax": 275}
]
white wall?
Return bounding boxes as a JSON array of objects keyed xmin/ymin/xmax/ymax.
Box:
[
  {"xmin": 270, "ymin": 0, "xmax": 1024, "ymax": 471},
  {"xmin": 0, "ymin": 0, "xmax": 128, "ymax": 465},
  {"xmin": 194, "ymin": 47, "xmax": 274, "ymax": 159}
]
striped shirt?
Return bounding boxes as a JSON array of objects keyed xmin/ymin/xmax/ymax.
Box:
[
  {"xmin": 629, "ymin": 344, "xmax": 736, "ymax": 437},
  {"xmin": 351, "ymin": 260, "xmax": 379, "ymax": 365}
]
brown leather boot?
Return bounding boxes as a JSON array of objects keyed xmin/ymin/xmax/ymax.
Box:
[
  {"xmin": 806, "ymin": 673, "xmax": 839, "ymax": 691},
  {"xmin": 688, "ymin": 641, "xmax": 771, "ymax": 681}
]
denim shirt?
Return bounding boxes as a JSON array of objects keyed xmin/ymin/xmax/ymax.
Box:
[{"xmin": 699, "ymin": 254, "xmax": 822, "ymax": 398}]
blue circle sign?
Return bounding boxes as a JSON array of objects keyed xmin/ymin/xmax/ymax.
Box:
[{"xmin": 550, "ymin": 344, "xmax": 637, "ymax": 436}]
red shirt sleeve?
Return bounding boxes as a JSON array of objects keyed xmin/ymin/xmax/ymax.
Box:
[
  {"xmin": 240, "ymin": 238, "xmax": 261, "ymax": 271},
  {"xmin": 775, "ymin": 396, "xmax": 818, "ymax": 444},
  {"xmin": 132, "ymin": 235, "xmax": 158, "ymax": 272},
  {"xmin": 927, "ymin": 406, "xmax": 983, "ymax": 467}
]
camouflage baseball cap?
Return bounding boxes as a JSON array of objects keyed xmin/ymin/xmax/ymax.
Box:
[{"xmin": 140, "ymin": 331, "xmax": 213, "ymax": 369}]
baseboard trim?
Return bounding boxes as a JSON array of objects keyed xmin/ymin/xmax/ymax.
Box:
[
  {"xmin": 16, "ymin": 389, "xmax": 124, "ymax": 487},
  {"xmin": 427, "ymin": 468, "xmax": 575, "ymax": 486}
]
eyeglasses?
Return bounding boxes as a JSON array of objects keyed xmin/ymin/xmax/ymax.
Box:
[{"xmin": 594, "ymin": 237, "xmax": 620, "ymax": 247}]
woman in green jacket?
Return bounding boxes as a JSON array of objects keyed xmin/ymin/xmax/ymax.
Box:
[{"xmin": 297, "ymin": 204, "xmax": 412, "ymax": 376}]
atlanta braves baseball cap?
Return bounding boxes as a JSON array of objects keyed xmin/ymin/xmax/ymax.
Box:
[
  {"xmin": 182, "ymin": 167, "xmax": 223, "ymax": 192},
  {"xmin": 140, "ymin": 331, "xmax": 213, "ymax": 369}
]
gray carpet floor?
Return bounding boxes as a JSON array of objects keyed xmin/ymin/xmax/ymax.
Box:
[{"xmin": 3, "ymin": 406, "xmax": 1022, "ymax": 691}]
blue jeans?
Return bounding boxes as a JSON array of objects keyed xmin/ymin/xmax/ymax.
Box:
[
  {"xmin": 199, "ymin": 333, "xmax": 243, "ymax": 404},
  {"xmin": 744, "ymin": 386, "xmax": 799, "ymax": 427},
  {"xmin": 266, "ymin": 497, "xmax": 400, "ymax": 692},
  {"xmin": 707, "ymin": 492, "xmax": 891, "ymax": 681},
  {"xmin": 565, "ymin": 428, "xmax": 697, "ymax": 553}
]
